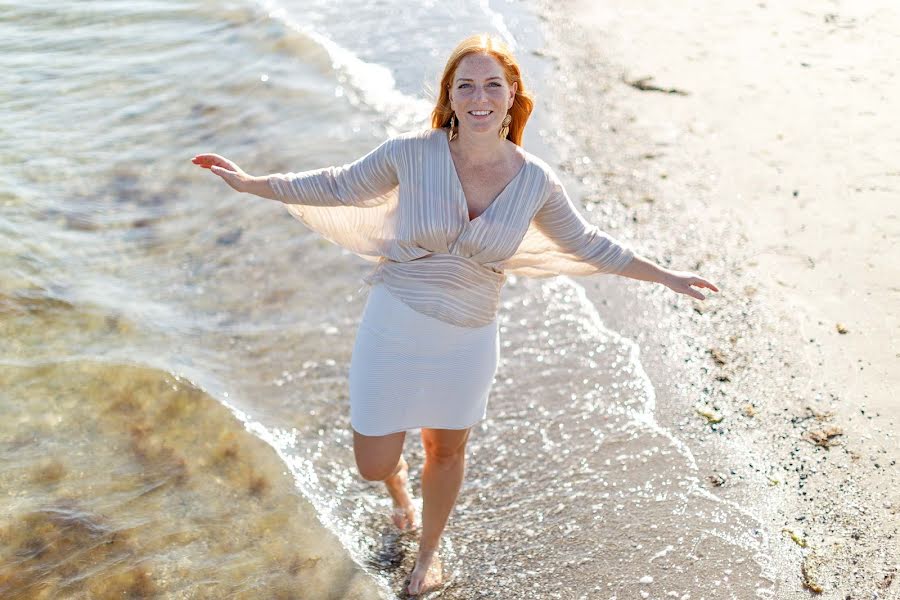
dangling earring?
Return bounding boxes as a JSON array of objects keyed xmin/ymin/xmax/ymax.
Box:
[
  {"xmin": 448, "ymin": 113, "xmax": 457, "ymax": 142},
  {"xmin": 499, "ymin": 113, "xmax": 512, "ymax": 139}
]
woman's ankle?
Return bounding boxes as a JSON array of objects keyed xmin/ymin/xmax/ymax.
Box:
[{"xmin": 415, "ymin": 545, "xmax": 438, "ymax": 562}]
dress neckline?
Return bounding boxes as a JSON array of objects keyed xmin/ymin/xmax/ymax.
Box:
[{"xmin": 442, "ymin": 129, "xmax": 528, "ymax": 223}]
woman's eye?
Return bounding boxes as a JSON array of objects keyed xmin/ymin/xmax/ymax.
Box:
[
  {"xmin": 490, "ymin": 82, "xmax": 501, "ymax": 86},
  {"xmin": 458, "ymin": 84, "xmax": 470, "ymax": 88}
]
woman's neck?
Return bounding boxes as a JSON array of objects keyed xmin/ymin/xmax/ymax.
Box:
[{"xmin": 451, "ymin": 129, "xmax": 510, "ymax": 165}]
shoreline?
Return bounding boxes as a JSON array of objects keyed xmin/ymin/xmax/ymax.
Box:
[
  {"xmin": 555, "ymin": 0, "xmax": 899, "ymax": 433},
  {"xmin": 532, "ymin": 0, "xmax": 899, "ymax": 596},
  {"xmin": 0, "ymin": 361, "xmax": 387, "ymax": 599}
]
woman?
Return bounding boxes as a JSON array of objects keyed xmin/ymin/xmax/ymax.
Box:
[{"xmin": 192, "ymin": 33, "xmax": 718, "ymax": 597}]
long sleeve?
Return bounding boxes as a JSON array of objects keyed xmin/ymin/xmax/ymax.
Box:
[
  {"xmin": 271, "ymin": 135, "xmax": 408, "ymax": 264},
  {"xmin": 533, "ymin": 177, "xmax": 634, "ymax": 275},
  {"xmin": 268, "ymin": 137, "xmax": 399, "ymax": 207}
]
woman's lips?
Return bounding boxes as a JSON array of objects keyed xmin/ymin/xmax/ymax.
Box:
[{"xmin": 468, "ymin": 110, "xmax": 493, "ymax": 120}]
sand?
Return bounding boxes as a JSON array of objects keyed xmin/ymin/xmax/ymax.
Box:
[
  {"xmin": 570, "ymin": 0, "xmax": 900, "ymax": 420},
  {"xmin": 532, "ymin": 0, "xmax": 899, "ymax": 596}
]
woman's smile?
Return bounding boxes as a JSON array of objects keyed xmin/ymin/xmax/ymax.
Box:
[{"xmin": 468, "ymin": 110, "xmax": 493, "ymax": 120}]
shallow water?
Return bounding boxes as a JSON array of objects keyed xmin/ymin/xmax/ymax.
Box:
[
  {"xmin": 0, "ymin": 360, "xmax": 380, "ymax": 598},
  {"xmin": 2, "ymin": 0, "xmax": 787, "ymax": 597}
]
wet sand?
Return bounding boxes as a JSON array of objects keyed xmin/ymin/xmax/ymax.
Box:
[
  {"xmin": 534, "ymin": 0, "xmax": 899, "ymax": 596},
  {"xmin": 0, "ymin": 361, "xmax": 384, "ymax": 599}
]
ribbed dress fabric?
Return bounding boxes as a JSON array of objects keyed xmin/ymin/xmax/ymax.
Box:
[
  {"xmin": 348, "ymin": 282, "xmax": 499, "ymax": 435},
  {"xmin": 268, "ymin": 127, "xmax": 634, "ymax": 434}
]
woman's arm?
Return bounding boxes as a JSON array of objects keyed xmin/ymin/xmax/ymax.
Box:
[
  {"xmin": 533, "ymin": 177, "xmax": 719, "ymax": 300},
  {"xmin": 617, "ymin": 254, "xmax": 719, "ymax": 300},
  {"xmin": 191, "ymin": 136, "xmax": 399, "ymax": 207},
  {"xmin": 531, "ymin": 181, "xmax": 634, "ymax": 274},
  {"xmin": 192, "ymin": 153, "xmax": 276, "ymax": 196},
  {"xmin": 617, "ymin": 254, "xmax": 718, "ymax": 300}
]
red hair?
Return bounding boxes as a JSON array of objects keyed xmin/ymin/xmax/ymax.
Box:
[{"xmin": 430, "ymin": 34, "xmax": 535, "ymax": 146}]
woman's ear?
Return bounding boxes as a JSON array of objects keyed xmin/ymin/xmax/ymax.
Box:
[{"xmin": 509, "ymin": 81, "xmax": 518, "ymax": 108}]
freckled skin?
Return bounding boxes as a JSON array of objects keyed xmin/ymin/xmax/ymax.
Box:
[
  {"xmin": 448, "ymin": 53, "xmax": 517, "ymax": 141},
  {"xmin": 447, "ymin": 54, "xmax": 525, "ymax": 222}
]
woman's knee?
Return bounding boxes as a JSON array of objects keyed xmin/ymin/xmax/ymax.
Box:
[
  {"xmin": 357, "ymin": 457, "xmax": 401, "ymax": 482},
  {"xmin": 421, "ymin": 428, "xmax": 470, "ymax": 467},
  {"xmin": 353, "ymin": 429, "xmax": 405, "ymax": 481}
]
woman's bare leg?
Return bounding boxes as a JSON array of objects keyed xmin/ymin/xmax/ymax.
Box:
[
  {"xmin": 407, "ymin": 426, "xmax": 471, "ymax": 595},
  {"xmin": 352, "ymin": 429, "xmax": 417, "ymax": 530},
  {"xmin": 384, "ymin": 455, "xmax": 417, "ymax": 529}
]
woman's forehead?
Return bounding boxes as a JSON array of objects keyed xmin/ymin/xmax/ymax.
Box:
[{"xmin": 454, "ymin": 54, "xmax": 504, "ymax": 79}]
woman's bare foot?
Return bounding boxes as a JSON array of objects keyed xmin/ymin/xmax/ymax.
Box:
[
  {"xmin": 384, "ymin": 457, "xmax": 417, "ymax": 530},
  {"xmin": 407, "ymin": 550, "xmax": 443, "ymax": 596}
]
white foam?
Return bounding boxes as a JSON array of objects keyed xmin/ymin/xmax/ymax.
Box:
[
  {"xmin": 255, "ymin": 0, "xmax": 524, "ymax": 135},
  {"xmin": 258, "ymin": 0, "xmax": 432, "ymax": 134},
  {"xmin": 477, "ymin": 0, "xmax": 518, "ymax": 50}
]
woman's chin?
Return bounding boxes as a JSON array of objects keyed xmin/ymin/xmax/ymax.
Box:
[{"xmin": 461, "ymin": 120, "xmax": 497, "ymax": 134}]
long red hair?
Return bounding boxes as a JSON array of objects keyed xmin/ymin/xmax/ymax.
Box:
[{"xmin": 430, "ymin": 34, "xmax": 535, "ymax": 146}]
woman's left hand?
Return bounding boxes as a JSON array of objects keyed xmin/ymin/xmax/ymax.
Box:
[{"xmin": 663, "ymin": 269, "xmax": 720, "ymax": 300}]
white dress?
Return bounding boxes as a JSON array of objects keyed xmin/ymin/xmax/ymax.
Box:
[
  {"xmin": 348, "ymin": 282, "xmax": 499, "ymax": 436},
  {"xmin": 267, "ymin": 127, "xmax": 634, "ymax": 436}
]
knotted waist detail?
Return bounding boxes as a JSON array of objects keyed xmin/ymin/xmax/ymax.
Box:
[{"xmin": 361, "ymin": 253, "xmax": 506, "ymax": 328}]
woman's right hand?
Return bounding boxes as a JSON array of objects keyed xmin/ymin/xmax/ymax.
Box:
[{"xmin": 191, "ymin": 153, "xmax": 252, "ymax": 193}]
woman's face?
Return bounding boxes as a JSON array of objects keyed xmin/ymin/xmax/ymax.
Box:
[{"xmin": 449, "ymin": 53, "xmax": 517, "ymax": 138}]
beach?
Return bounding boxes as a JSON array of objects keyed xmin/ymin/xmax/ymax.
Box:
[
  {"xmin": 2, "ymin": 0, "xmax": 897, "ymax": 597},
  {"xmin": 535, "ymin": 0, "xmax": 899, "ymax": 596}
]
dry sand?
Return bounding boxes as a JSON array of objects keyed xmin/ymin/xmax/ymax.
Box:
[
  {"xmin": 571, "ymin": 0, "xmax": 899, "ymax": 420},
  {"xmin": 533, "ymin": 0, "xmax": 899, "ymax": 596}
]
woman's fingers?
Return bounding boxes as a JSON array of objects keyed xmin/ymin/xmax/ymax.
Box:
[
  {"xmin": 695, "ymin": 278, "xmax": 719, "ymax": 292},
  {"xmin": 192, "ymin": 153, "xmax": 246, "ymax": 192},
  {"xmin": 192, "ymin": 154, "xmax": 238, "ymax": 171},
  {"xmin": 670, "ymin": 275, "xmax": 716, "ymax": 300},
  {"xmin": 682, "ymin": 276, "xmax": 719, "ymax": 298},
  {"xmin": 192, "ymin": 156, "xmax": 226, "ymax": 169},
  {"xmin": 191, "ymin": 153, "xmax": 225, "ymax": 164}
]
